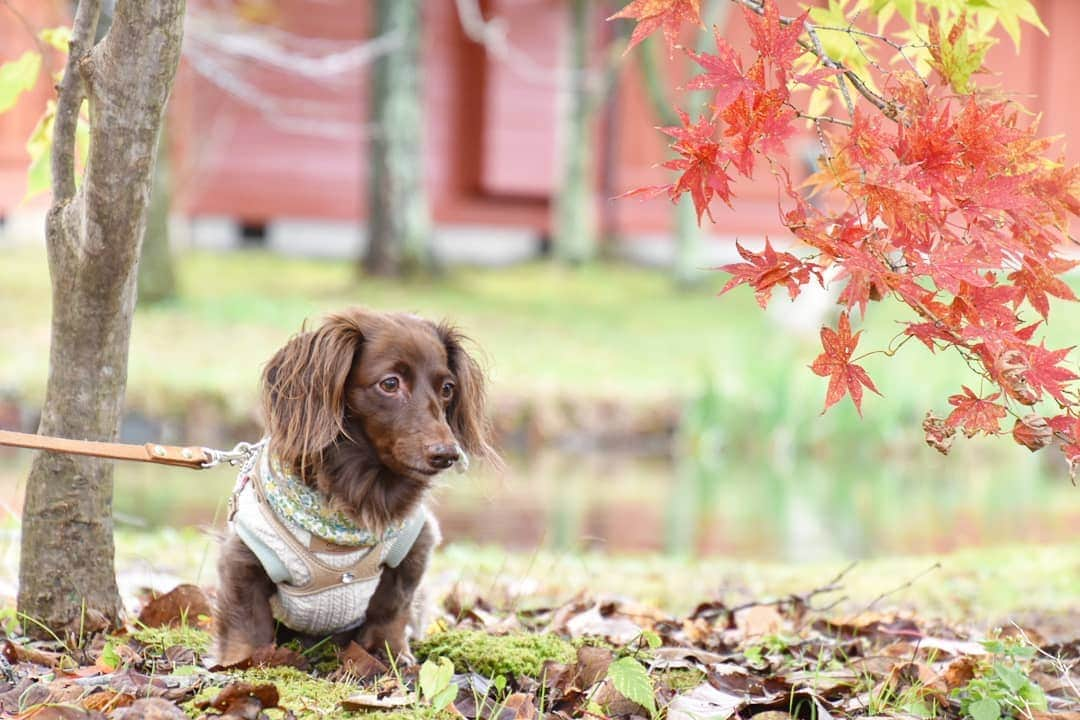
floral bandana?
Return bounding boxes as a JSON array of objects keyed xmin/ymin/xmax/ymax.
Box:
[{"xmin": 252, "ymin": 449, "xmax": 406, "ymax": 548}]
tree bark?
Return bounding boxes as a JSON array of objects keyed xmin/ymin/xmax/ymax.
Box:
[
  {"xmin": 18, "ymin": 0, "xmax": 185, "ymax": 637},
  {"xmin": 553, "ymin": 0, "xmax": 596, "ymax": 264},
  {"xmin": 363, "ymin": 0, "xmax": 432, "ymax": 277},
  {"xmin": 138, "ymin": 123, "xmax": 178, "ymax": 305}
]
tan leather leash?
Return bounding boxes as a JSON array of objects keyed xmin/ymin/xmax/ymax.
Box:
[{"xmin": 0, "ymin": 429, "xmax": 259, "ymax": 470}]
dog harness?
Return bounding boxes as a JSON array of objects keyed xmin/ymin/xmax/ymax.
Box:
[{"xmin": 229, "ymin": 446, "xmax": 427, "ymax": 635}]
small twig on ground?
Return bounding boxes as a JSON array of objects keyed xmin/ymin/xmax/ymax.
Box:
[
  {"xmin": 864, "ymin": 562, "xmax": 941, "ymax": 612},
  {"xmin": 707, "ymin": 561, "xmax": 857, "ymax": 622}
]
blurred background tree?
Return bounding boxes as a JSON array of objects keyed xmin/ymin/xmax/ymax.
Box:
[
  {"xmin": 636, "ymin": 0, "xmax": 731, "ymax": 288},
  {"xmin": 364, "ymin": 0, "xmax": 432, "ymax": 277},
  {"xmin": 138, "ymin": 124, "xmax": 179, "ymax": 305}
]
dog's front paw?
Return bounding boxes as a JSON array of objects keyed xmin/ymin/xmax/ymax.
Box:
[
  {"xmin": 214, "ymin": 638, "xmax": 256, "ymax": 669},
  {"xmin": 358, "ymin": 616, "xmax": 413, "ymax": 665}
]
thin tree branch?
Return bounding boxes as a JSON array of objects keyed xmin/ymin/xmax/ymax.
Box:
[
  {"xmin": 730, "ymin": 0, "xmax": 898, "ymax": 120},
  {"xmin": 0, "ymin": 0, "xmax": 51, "ymax": 64},
  {"xmin": 51, "ymin": 0, "xmax": 101, "ymax": 204}
]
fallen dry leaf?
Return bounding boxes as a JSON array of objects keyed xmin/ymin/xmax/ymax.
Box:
[
  {"xmin": 3, "ymin": 641, "xmax": 64, "ymax": 669},
  {"xmin": 196, "ymin": 681, "xmax": 279, "ymax": 719},
  {"xmin": 137, "ymin": 584, "xmax": 212, "ymax": 629},
  {"xmin": 17, "ymin": 707, "xmax": 107, "ymax": 720},
  {"xmin": 112, "ymin": 697, "xmax": 190, "ymax": 719},
  {"xmin": 333, "ymin": 641, "xmax": 387, "ymax": 681},
  {"xmin": 573, "ymin": 645, "xmax": 613, "ymax": 688},
  {"xmin": 80, "ymin": 689, "xmax": 135, "ymax": 712},
  {"xmin": 211, "ymin": 644, "xmax": 309, "ymax": 672},
  {"xmin": 494, "ymin": 692, "xmax": 536, "ymax": 720},
  {"xmin": 667, "ymin": 681, "xmax": 745, "ymax": 720},
  {"xmin": 564, "ymin": 605, "xmax": 642, "ymax": 644},
  {"xmin": 735, "ymin": 605, "xmax": 785, "ymax": 639},
  {"xmin": 942, "ymin": 655, "xmax": 978, "ymax": 689},
  {"xmin": 340, "ymin": 691, "xmax": 416, "ymax": 711}
]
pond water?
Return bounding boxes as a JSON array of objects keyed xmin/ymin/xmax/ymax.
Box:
[{"xmin": 0, "ymin": 436, "xmax": 1075, "ymax": 562}]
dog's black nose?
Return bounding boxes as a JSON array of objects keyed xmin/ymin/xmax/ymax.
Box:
[{"xmin": 425, "ymin": 443, "xmax": 460, "ymax": 470}]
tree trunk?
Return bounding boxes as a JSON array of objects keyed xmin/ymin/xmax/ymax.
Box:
[
  {"xmin": 138, "ymin": 123, "xmax": 178, "ymax": 305},
  {"xmin": 18, "ymin": 0, "xmax": 185, "ymax": 638},
  {"xmin": 363, "ymin": 0, "xmax": 432, "ymax": 277},
  {"xmin": 553, "ymin": 0, "xmax": 596, "ymax": 264}
]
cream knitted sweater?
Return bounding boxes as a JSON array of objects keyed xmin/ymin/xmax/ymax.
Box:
[{"xmin": 231, "ymin": 450, "xmax": 426, "ymax": 635}]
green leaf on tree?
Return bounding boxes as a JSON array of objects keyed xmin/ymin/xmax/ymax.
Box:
[
  {"xmin": 0, "ymin": 51, "xmax": 42, "ymax": 115},
  {"xmin": 25, "ymin": 101, "xmax": 55, "ymax": 200},
  {"xmin": 39, "ymin": 26, "xmax": 73, "ymax": 53}
]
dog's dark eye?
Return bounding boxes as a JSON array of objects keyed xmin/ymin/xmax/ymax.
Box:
[
  {"xmin": 378, "ymin": 376, "xmax": 400, "ymax": 393},
  {"xmin": 441, "ymin": 381, "xmax": 455, "ymax": 400}
]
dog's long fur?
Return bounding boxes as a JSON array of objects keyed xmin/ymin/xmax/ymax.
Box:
[{"xmin": 214, "ymin": 309, "xmax": 497, "ymax": 665}]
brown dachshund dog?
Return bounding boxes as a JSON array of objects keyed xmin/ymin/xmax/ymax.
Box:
[{"xmin": 214, "ymin": 309, "xmax": 497, "ymax": 666}]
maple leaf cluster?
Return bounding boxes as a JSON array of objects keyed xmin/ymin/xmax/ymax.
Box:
[{"xmin": 613, "ymin": 0, "xmax": 1080, "ymax": 477}]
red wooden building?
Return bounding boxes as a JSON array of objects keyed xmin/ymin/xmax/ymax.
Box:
[{"xmin": 2, "ymin": 0, "xmax": 1078, "ymax": 255}]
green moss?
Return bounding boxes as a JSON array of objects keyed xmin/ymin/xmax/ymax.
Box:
[
  {"xmin": 185, "ymin": 666, "xmax": 452, "ymax": 720},
  {"xmin": 132, "ymin": 625, "xmax": 212, "ymax": 656},
  {"xmin": 657, "ymin": 667, "xmax": 706, "ymax": 692},
  {"xmin": 414, "ymin": 629, "xmax": 574, "ymax": 678},
  {"xmin": 280, "ymin": 637, "xmax": 341, "ymax": 674}
]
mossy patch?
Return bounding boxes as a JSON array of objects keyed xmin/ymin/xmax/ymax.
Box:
[
  {"xmin": 280, "ymin": 637, "xmax": 341, "ymax": 674},
  {"xmin": 185, "ymin": 666, "xmax": 450, "ymax": 720},
  {"xmin": 414, "ymin": 629, "xmax": 574, "ymax": 678},
  {"xmin": 132, "ymin": 624, "xmax": 212, "ymax": 656},
  {"xmin": 656, "ymin": 667, "xmax": 706, "ymax": 692}
]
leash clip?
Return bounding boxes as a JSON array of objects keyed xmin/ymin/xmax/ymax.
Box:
[{"xmin": 201, "ymin": 438, "xmax": 264, "ymax": 470}]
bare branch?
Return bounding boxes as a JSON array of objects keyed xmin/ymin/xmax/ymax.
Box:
[
  {"xmin": 182, "ymin": 48, "xmax": 369, "ymax": 140},
  {"xmin": 0, "ymin": 0, "xmax": 51, "ymax": 64},
  {"xmin": 184, "ymin": 8, "xmax": 402, "ymax": 81},
  {"xmin": 51, "ymin": 0, "xmax": 101, "ymax": 204}
]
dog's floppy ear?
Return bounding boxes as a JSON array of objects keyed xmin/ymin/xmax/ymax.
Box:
[
  {"xmin": 261, "ymin": 310, "xmax": 372, "ymax": 476},
  {"xmin": 438, "ymin": 324, "xmax": 501, "ymax": 469}
]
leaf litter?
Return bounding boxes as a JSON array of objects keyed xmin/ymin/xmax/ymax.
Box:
[{"xmin": 0, "ymin": 564, "xmax": 1076, "ymax": 720}]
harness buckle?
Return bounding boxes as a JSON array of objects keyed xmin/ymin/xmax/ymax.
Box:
[{"xmin": 202, "ymin": 439, "xmax": 265, "ymax": 469}]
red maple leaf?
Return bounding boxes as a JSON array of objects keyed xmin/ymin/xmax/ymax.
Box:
[
  {"xmin": 904, "ymin": 321, "xmax": 957, "ymax": 351},
  {"xmin": 945, "ymin": 386, "xmax": 1006, "ymax": 437},
  {"xmin": 686, "ymin": 34, "xmax": 759, "ymax": 112},
  {"xmin": 720, "ymin": 88, "xmax": 795, "ymax": 177},
  {"xmin": 840, "ymin": 110, "xmax": 895, "ymax": 170},
  {"xmin": 1048, "ymin": 414, "xmax": 1080, "ymax": 479},
  {"xmin": 809, "ymin": 312, "xmax": 881, "ymax": 416},
  {"xmin": 742, "ymin": 0, "xmax": 807, "ymax": 81},
  {"xmin": 652, "ymin": 110, "xmax": 734, "ymax": 221},
  {"xmin": 956, "ymin": 166, "xmax": 1033, "ymax": 222},
  {"xmin": 831, "ymin": 243, "xmax": 899, "ymax": 318},
  {"xmin": 920, "ymin": 244, "xmax": 992, "ymax": 295},
  {"xmin": 1008, "ymin": 257, "xmax": 1078, "ymax": 319},
  {"xmin": 608, "ymin": 0, "xmax": 702, "ymax": 55},
  {"xmin": 1022, "ymin": 342, "xmax": 1078, "ymax": 406},
  {"xmin": 718, "ymin": 238, "xmax": 821, "ymax": 308}
]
